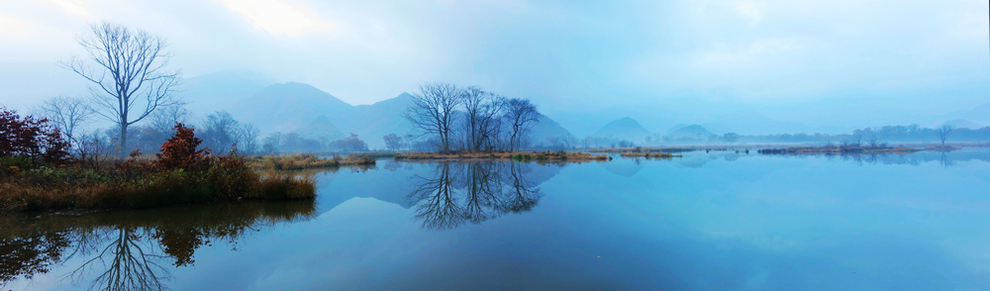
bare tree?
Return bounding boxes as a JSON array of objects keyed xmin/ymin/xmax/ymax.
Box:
[
  {"xmin": 406, "ymin": 82, "xmax": 462, "ymax": 152},
  {"xmin": 461, "ymin": 87, "xmax": 506, "ymax": 151},
  {"xmin": 34, "ymin": 96, "xmax": 92, "ymax": 144},
  {"xmin": 237, "ymin": 123, "xmax": 260, "ymax": 155},
  {"xmin": 201, "ymin": 111, "xmax": 239, "ymax": 154},
  {"xmin": 938, "ymin": 125, "xmax": 953, "ymax": 147},
  {"xmin": 383, "ymin": 133, "xmax": 403, "ymax": 151},
  {"xmin": 503, "ymin": 98, "xmax": 539, "ymax": 151},
  {"xmin": 149, "ymin": 105, "xmax": 189, "ymax": 135},
  {"xmin": 63, "ymin": 22, "xmax": 182, "ymax": 156}
]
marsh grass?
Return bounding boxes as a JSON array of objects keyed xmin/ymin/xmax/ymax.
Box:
[
  {"xmin": 619, "ymin": 151, "xmax": 681, "ymax": 159},
  {"xmin": 248, "ymin": 154, "xmax": 376, "ymax": 170},
  {"xmin": 0, "ymin": 155, "xmax": 316, "ymax": 212}
]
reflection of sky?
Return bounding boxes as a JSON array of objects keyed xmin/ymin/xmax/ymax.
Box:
[{"xmin": 22, "ymin": 151, "xmax": 990, "ymax": 290}]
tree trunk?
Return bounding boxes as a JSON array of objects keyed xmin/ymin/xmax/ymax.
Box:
[{"xmin": 119, "ymin": 122, "xmax": 128, "ymax": 157}]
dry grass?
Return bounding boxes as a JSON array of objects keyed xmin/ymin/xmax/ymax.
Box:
[
  {"xmin": 248, "ymin": 154, "xmax": 376, "ymax": 170},
  {"xmin": 0, "ymin": 155, "xmax": 316, "ymax": 212},
  {"xmin": 619, "ymin": 151, "xmax": 680, "ymax": 159}
]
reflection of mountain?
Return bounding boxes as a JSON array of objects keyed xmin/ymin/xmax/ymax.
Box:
[
  {"xmin": 0, "ymin": 201, "xmax": 315, "ymax": 289},
  {"xmin": 599, "ymin": 159, "xmax": 644, "ymax": 177}
]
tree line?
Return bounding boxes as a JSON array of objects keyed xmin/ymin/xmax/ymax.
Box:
[{"xmin": 403, "ymin": 82, "xmax": 541, "ymax": 153}]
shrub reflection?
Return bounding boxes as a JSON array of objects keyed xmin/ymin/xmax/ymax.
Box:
[{"xmin": 0, "ymin": 201, "xmax": 315, "ymax": 290}]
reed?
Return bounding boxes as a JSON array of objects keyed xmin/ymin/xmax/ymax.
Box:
[
  {"xmin": 248, "ymin": 154, "xmax": 376, "ymax": 170},
  {"xmin": 0, "ymin": 155, "xmax": 316, "ymax": 212}
]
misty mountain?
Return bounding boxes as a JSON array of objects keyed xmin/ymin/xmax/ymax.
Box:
[
  {"xmin": 229, "ymin": 82, "xmax": 354, "ymax": 134},
  {"xmin": 340, "ymin": 93, "xmax": 416, "ymax": 148},
  {"xmin": 179, "ymin": 70, "xmax": 275, "ymax": 118},
  {"xmin": 529, "ymin": 114, "xmax": 578, "ymax": 147},
  {"xmin": 172, "ymin": 74, "xmax": 609, "ymax": 149},
  {"xmin": 666, "ymin": 124, "xmax": 714, "ymax": 140},
  {"xmin": 702, "ymin": 110, "xmax": 814, "ymax": 135},
  {"xmin": 593, "ymin": 117, "xmax": 652, "ymax": 142},
  {"xmin": 297, "ymin": 116, "xmax": 345, "ymax": 141},
  {"xmin": 939, "ymin": 103, "xmax": 990, "ymax": 128},
  {"xmin": 942, "ymin": 119, "xmax": 984, "ymax": 130}
]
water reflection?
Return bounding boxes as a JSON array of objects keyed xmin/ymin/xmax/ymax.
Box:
[
  {"xmin": 408, "ymin": 161, "xmax": 544, "ymax": 230},
  {"xmin": 0, "ymin": 201, "xmax": 315, "ymax": 290}
]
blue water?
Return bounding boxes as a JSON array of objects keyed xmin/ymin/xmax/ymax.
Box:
[{"xmin": 5, "ymin": 149, "xmax": 990, "ymax": 290}]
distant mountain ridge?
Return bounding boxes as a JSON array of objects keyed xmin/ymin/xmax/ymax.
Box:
[
  {"xmin": 593, "ymin": 117, "xmax": 651, "ymax": 142},
  {"xmin": 183, "ymin": 73, "xmax": 576, "ymax": 148}
]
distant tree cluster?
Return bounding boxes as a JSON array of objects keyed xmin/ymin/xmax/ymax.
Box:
[
  {"xmin": 405, "ymin": 82, "xmax": 540, "ymax": 152},
  {"xmin": 261, "ymin": 132, "xmax": 369, "ymax": 153}
]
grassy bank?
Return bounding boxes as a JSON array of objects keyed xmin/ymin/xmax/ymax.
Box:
[
  {"xmin": 619, "ymin": 151, "xmax": 682, "ymax": 159},
  {"xmin": 248, "ymin": 154, "xmax": 376, "ymax": 170},
  {"xmin": 587, "ymin": 147, "xmax": 695, "ymax": 154},
  {"xmin": 394, "ymin": 150, "xmax": 610, "ymax": 162},
  {"xmin": 757, "ymin": 146, "xmax": 921, "ymax": 155},
  {"xmin": 0, "ymin": 155, "xmax": 316, "ymax": 212}
]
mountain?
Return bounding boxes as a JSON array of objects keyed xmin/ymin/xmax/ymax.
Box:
[
  {"xmin": 529, "ymin": 114, "xmax": 578, "ymax": 147},
  {"xmin": 939, "ymin": 103, "xmax": 990, "ymax": 128},
  {"xmin": 592, "ymin": 117, "xmax": 652, "ymax": 142},
  {"xmin": 229, "ymin": 82, "xmax": 354, "ymax": 133},
  {"xmin": 666, "ymin": 124, "xmax": 713, "ymax": 140},
  {"xmin": 341, "ymin": 93, "xmax": 416, "ymax": 148},
  {"xmin": 941, "ymin": 119, "xmax": 984, "ymax": 130},
  {"xmin": 215, "ymin": 81, "xmax": 579, "ymax": 149},
  {"xmin": 179, "ymin": 70, "xmax": 275, "ymax": 117},
  {"xmin": 702, "ymin": 110, "xmax": 813, "ymax": 135},
  {"xmin": 297, "ymin": 116, "xmax": 345, "ymax": 141}
]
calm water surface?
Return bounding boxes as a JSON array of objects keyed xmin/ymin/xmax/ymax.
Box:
[{"xmin": 3, "ymin": 149, "xmax": 990, "ymax": 290}]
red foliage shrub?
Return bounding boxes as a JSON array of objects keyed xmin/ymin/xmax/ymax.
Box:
[
  {"xmin": 0, "ymin": 108, "xmax": 70, "ymax": 163},
  {"xmin": 156, "ymin": 123, "xmax": 209, "ymax": 170}
]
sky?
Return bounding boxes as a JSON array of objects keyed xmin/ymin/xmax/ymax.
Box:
[{"xmin": 0, "ymin": 0, "xmax": 988, "ymax": 135}]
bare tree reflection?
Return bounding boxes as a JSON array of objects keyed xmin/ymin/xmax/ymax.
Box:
[
  {"xmin": 71, "ymin": 228, "xmax": 169, "ymax": 291},
  {"xmin": 409, "ymin": 161, "xmax": 544, "ymax": 230},
  {"xmin": 940, "ymin": 152, "xmax": 955, "ymax": 168}
]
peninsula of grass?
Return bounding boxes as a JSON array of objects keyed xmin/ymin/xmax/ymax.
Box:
[
  {"xmin": 619, "ymin": 150, "xmax": 682, "ymax": 159},
  {"xmin": 394, "ymin": 150, "xmax": 611, "ymax": 162},
  {"xmin": 0, "ymin": 123, "xmax": 315, "ymax": 213},
  {"xmin": 757, "ymin": 145, "xmax": 921, "ymax": 155},
  {"xmin": 249, "ymin": 154, "xmax": 376, "ymax": 171}
]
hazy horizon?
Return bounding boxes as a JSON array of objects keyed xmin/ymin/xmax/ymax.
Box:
[{"xmin": 1, "ymin": 0, "xmax": 988, "ymax": 136}]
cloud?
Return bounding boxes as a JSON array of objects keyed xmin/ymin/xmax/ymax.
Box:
[
  {"xmin": 732, "ymin": 0, "xmax": 762, "ymax": 23},
  {"xmin": 213, "ymin": 0, "xmax": 332, "ymax": 37},
  {"xmin": 0, "ymin": 12, "xmax": 36, "ymax": 36},
  {"xmin": 36, "ymin": 0, "xmax": 94, "ymax": 19}
]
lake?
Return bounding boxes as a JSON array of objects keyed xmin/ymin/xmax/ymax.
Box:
[{"xmin": 3, "ymin": 149, "xmax": 990, "ymax": 290}]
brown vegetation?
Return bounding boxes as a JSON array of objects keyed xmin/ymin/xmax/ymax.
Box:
[
  {"xmin": 248, "ymin": 154, "xmax": 376, "ymax": 170},
  {"xmin": 0, "ymin": 122, "xmax": 315, "ymax": 213},
  {"xmin": 619, "ymin": 151, "xmax": 680, "ymax": 159}
]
